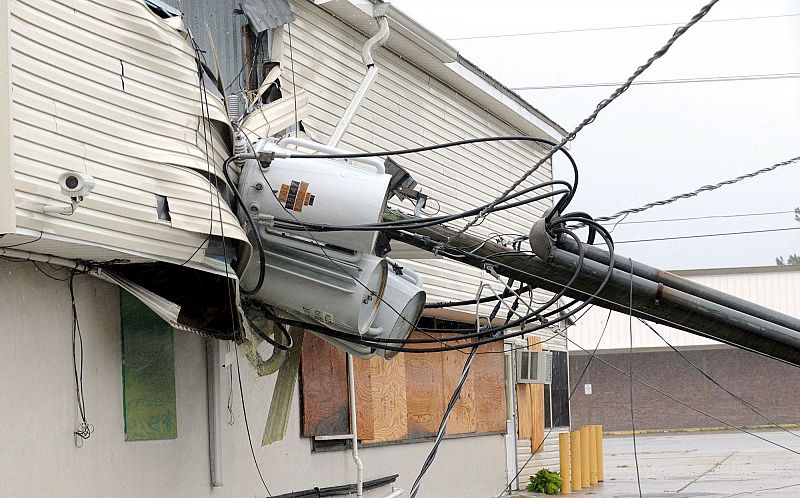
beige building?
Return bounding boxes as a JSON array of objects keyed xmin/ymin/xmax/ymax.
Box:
[{"xmin": 0, "ymin": 1, "xmax": 567, "ymax": 496}]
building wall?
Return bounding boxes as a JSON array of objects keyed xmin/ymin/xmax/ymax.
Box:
[
  {"xmin": 279, "ymin": 0, "xmax": 555, "ymax": 310},
  {"xmin": 0, "ymin": 261, "xmax": 507, "ymax": 497},
  {"xmin": 569, "ymin": 347, "xmax": 800, "ymax": 432}
]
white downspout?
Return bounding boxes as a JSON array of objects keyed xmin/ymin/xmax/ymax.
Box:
[
  {"xmin": 347, "ymin": 353, "xmax": 365, "ymax": 498},
  {"xmin": 328, "ymin": 15, "xmax": 390, "ymax": 147}
]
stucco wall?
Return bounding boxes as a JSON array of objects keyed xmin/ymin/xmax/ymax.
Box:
[{"xmin": 0, "ymin": 260, "xmax": 507, "ymax": 497}]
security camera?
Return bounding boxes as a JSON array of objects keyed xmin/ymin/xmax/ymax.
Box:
[
  {"xmin": 44, "ymin": 171, "xmax": 96, "ymax": 215},
  {"xmin": 58, "ymin": 171, "xmax": 95, "ymax": 200}
]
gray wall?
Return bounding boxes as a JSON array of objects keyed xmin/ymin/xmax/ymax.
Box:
[
  {"xmin": 0, "ymin": 261, "xmax": 507, "ymax": 497},
  {"xmin": 569, "ymin": 348, "xmax": 800, "ymax": 432}
]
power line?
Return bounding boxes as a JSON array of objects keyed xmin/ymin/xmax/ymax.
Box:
[
  {"xmin": 609, "ymin": 226, "xmax": 800, "ymax": 245},
  {"xmin": 448, "ymin": 0, "xmax": 722, "ymax": 244},
  {"xmin": 511, "ymin": 72, "xmax": 800, "ymax": 91},
  {"xmin": 600, "ymin": 209, "xmax": 796, "ymax": 226},
  {"xmin": 596, "ymin": 155, "xmax": 800, "ymax": 222},
  {"xmin": 448, "ymin": 12, "xmax": 800, "ymax": 41}
]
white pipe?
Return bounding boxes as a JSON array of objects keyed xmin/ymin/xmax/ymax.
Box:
[
  {"xmin": 347, "ymin": 353, "xmax": 365, "ymax": 498},
  {"xmin": 329, "ymin": 16, "xmax": 390, "ymax": 148},
  {"xmin": 278, "ymin": 136, "xmax": 385, "ymax": 174},
  {"xmin": 383, "ymin": 488, "xmax": 404, "ymax": 498}
]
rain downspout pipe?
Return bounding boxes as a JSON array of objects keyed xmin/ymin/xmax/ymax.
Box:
[
  {"xmin": 347, "ymin": 353, "xmax": 365, "ymax": 498},
  {"xmin": 328, "ymin": 15, "xmax": 390, "ymax": 147}
]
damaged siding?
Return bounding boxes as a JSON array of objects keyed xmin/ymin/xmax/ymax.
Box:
[
  {"xmin": 7, "ymin": 0, "xmax": 248, "ymax": 265},
  {"xmin": 280, "ymin": 1, "xmax": 554, "ymax": 306}
]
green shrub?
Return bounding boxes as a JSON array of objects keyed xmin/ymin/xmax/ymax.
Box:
[{"xmin": 526, "ymin": 468, "xmax": 563, "ymax": 495}]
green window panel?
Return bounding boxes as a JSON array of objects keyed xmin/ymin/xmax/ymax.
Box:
[{"xmin": 120, "ymin": 289, "xmax": 177, "ymax": 441}]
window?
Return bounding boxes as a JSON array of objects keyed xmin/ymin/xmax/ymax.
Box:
[
  {"xmin": 543, "ymin": 350, "xmax": 569, "ymax": 428},
  {"xmin": 300, "ymin": 317, "xmax": 507, "ymax": 447}
]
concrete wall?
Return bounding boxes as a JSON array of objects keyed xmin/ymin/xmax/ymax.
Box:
[
  {"xmin": 0, "ymin": 261, "xmax": 507, "ymax": 497},
  {"xmin": 569, "ymin": 347, "xmax": 800, "ymax": 432}
]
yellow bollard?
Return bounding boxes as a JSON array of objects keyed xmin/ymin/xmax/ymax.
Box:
[
  {"xmin": 594, "ymin": 424, "xmax": 605, "ymax": 482},
  {"xmin": 570, "ymin": 430, "xmax": 582, "ymax": 491},
  {"xmin": 559, "ymin": 432, "xmax": 571, "ymax": 494},
  {"xmin": 580, "ymin": 426, "xmax": 590, "ymax": 488},
  {"xmin": 589, "ymin": 425, "xmax": 598, "ymax": 485}
]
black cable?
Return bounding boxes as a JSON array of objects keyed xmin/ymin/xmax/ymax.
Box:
[
  {"xmin": 410, "ymin": 275, "xmax": 516, "ymax": 497},
  {"xmin": 271, "ymin": 183, "xmax": 572, "ymax": 232},
  {"xmin": 271, "ymin": 223, "xmax": 614, "ymax": 352},
  {"xmin": 640, "ymin": 318, "xmax": 800, "ymax": 440},
  {"xmin": 69, "ymin": 272, "xmax": 94, "ymax": 446},
  {"xmin": 222, "ymin": 155, "xmax": 266, "ymax": 295},
  {"xmin": 628, "ymin": 260, "xmax": 643, "ymax": 497},
  {"xmin": 234, "ymin": 342, "xmax": 273, "ymax": 496}
]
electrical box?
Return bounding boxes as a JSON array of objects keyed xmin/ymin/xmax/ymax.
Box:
[{"xmin": 516, "ymin": 350, "xmax": 552, "ymax": 384}]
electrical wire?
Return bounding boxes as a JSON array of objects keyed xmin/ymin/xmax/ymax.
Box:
[
  {"xmin": 448, "ymin": 12, "xmax": 800, "ymax": 41},
  {"xmin": 596, "ymin": 155, "xmax": 800, "ymax": 222},
  {"xmin": 69, "ymin": 271, "xmax": 94, "ymax": 446},
  {"xmin": 605, "ymin": 226, "xmax": 800, "ymax": 245},
  {"xmin": 599, "ymin": 209, "xmax": 797, "ymax": 226},
  {"xmin": 446, "ymin": 0, "xmax": 721, "ymax": 245},
  {"xmin": 628, "ymin": 259, "xmax": 643, "ymax": 497},
  {"xmin": 495, "ymin": 309, "xmax": 614, "ymax": 497},
  {"xmin": 511, "ymin": 72, "xmax": 800, "ymax": 91},
  {"xmin": 639, "ymin": 318, "xmax": 800, "ymax": 441}
]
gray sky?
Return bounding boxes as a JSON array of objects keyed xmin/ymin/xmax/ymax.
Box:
[{"xmin": 390, "ymin": 0, "xmax": 800, "ymax": 270}]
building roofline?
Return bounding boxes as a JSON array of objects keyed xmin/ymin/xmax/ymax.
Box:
[
  {"xmin": 310, "ymin": 0, "xmax": 567, "ymax": 140},
  {"xmin": 671, "ymin": 264, "xmax": 800, "ymax": 277}
]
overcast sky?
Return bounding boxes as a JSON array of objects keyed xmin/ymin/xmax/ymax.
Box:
[{"xmin": 390, "ymin": 0, "xmax": 800, "ymax": 270}]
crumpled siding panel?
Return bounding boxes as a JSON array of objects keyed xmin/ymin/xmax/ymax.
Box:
[{"xmin": 8, "ymin": 0, "xmax": 248, "ymax": 265}]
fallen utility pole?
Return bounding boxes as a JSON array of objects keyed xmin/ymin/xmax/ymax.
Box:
[{"xmin": 386, "ymin": 210, "xmax": 800, "ymax": 367}]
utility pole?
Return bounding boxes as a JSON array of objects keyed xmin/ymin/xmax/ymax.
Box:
[{"xmin": 387, "ymin": 210, "xmax": 800, "ymax": 367}]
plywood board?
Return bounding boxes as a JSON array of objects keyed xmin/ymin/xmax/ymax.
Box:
[
  {"xmin": 404, "ymin": 332, "xmax": 445, "ymax": 438},
  {"xmin": 370, "ymin": 355, "xmax": 408, "ymax": 442},
  {"xmin": 529, "ymin": 336, "xmax": 545, "ymax": 453},
  {"xmin": 300, "ymin": 333, "xmax": 349, "ymax": 436},
  {"xmin": 353, "ymin": 356, "xmax": 374, "ymax": 440},
  {"xmin": 473, "ymin": 339, "xmax": 506, "ymax": 433},
  {"xmin": 443, "ymin": 338, "xmax": 477, "ymax": 435}
]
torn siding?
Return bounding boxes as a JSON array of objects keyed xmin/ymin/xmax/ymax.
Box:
[
  {"xmin": 279, "ymin": 1, "xmax": 554, "ymax": 309},
  {"xmin": 7, "ymin": 0, "xmax": 249, "ymax": 267}
]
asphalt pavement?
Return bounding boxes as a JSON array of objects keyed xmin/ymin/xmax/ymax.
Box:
[{"xmin": 515, "ymin": 429, "xmax": 800, "ymax": 497}]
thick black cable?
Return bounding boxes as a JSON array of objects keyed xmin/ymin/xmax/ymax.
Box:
[
  {"xmin": 69, "ymin": 272, "xmax": 93, "ymax": 446},
  {"xmin": 628, "ymin": 260, "xmax": 643, "ymax": 497},
  {"xmin": 222, "ymin": 156, "xmax": 266, "ymax": 295}
]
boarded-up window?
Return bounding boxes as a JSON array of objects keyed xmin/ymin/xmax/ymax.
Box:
[{"xmin": 300, "ymin": 325, "xmax": 506, "ymax": 444}]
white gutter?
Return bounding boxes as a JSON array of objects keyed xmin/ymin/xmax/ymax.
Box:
[
  {"xmin": 347, "ymin": 353, "xmax": 365, "ymax": 497},
  {"xmin": 328, "ymin": 15, "xmax": 390, "ymax": 147}
]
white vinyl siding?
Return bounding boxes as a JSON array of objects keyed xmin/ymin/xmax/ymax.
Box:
[
  {"xmin": 7, "ymin": 0, "xmax": 247, "ymax": 264},
  {"xmin": 281, "ymin": 0, "xmax": 556, "ymax": 305}
]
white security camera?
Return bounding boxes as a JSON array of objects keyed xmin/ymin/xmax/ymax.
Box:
[
  {"xmin": 58, "ymin": 171, "xmax": 95, "ymax": 200},
  {"xmin": 44, "ymin": 171, "xmax": 96, "ymax": 215}
]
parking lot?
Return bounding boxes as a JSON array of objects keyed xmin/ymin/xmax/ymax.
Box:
[{"xmin": 550, "ymin": 430, "xmax": 800, "ymax": 497}]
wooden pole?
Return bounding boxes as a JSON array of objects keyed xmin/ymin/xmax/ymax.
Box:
[
  {"xmin": 594, "ymin": 425, "xmax": 605, "ymax": 482},
  {"xmin": 570, "ymin": 430, "xmax": 582, "ymax": 492},
  {"xmin": 589, "ymin": 424, "xmax": 598, "ymax": 485},
  {"xmin": 559, "ymin": 432, "xmax": 571, "ymax": 494},
  {"xmin": 579, "ymin": 426, "xmax": 590, "ymax": 488}
]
